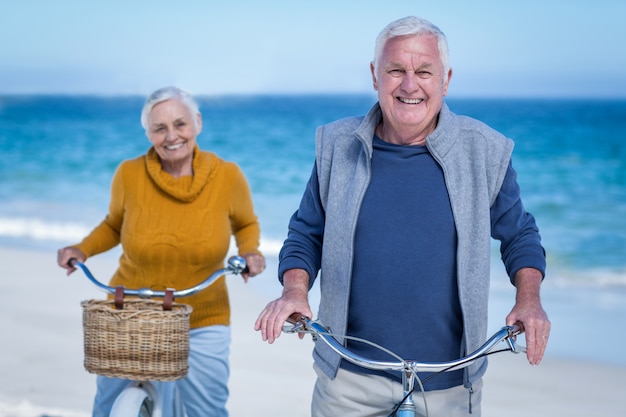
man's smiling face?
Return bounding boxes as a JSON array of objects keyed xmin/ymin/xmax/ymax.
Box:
[{"xmin": 371, "ymin": 34, "xmax": 451, "ymax": 145}]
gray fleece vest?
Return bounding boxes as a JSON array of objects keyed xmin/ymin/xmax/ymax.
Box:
[{"xmin": 313, "ymin": 102, "xmax": 514, "ymax": 386}]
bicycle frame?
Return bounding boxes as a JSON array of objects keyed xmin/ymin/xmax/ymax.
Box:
[{"xmin": 284, "ymin": 314, "xmax": 524, "ymax": 417}]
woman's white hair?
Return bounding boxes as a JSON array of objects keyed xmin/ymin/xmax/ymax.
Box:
[
  {"xmin": 372, "ymin": 16, "xmax": 450, "ymax": 80},
  {"xmin": 140, "ymin": 86, "xmax": 200, "ymax": 131}
]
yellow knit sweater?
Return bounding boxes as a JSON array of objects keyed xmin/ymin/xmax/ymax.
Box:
[{"xmin": 73, "ymin": 146, "xmax": 262, "ymax": 328}]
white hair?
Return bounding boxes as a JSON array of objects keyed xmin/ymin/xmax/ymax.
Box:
[
  {"xmin": 373, "ymin": 16, "xmax": 450, "ymax": 80},
  {"xmin": 140, "ymin": 86, "xmax": 200, "ymax": 131}
]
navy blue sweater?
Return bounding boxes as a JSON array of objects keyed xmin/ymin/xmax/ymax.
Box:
[{"xmin": 343, "ymin": 137, "xmax": 463, "ymax": 389}]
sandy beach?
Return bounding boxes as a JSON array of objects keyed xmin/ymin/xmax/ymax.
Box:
[{"xmin": 1, "ymin": 247, "xmax": 625, "ymax": 417}]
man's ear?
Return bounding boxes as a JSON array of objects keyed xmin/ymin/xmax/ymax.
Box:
[
  {"xmin": 370, "ymin": 62, "xmax": 378, "ymax": 91},
  {"xmin": 443, "ymin": 68, "xmax": 453, "ymax": 96}
]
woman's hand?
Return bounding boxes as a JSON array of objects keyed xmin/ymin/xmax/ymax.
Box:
[
  {"xmin": 240, "ymin": 252, "xmax": 266, "ymax": 282},
  {"xmin": 57, "ymin": 247, "xmax": 87, "ymax": 276}
]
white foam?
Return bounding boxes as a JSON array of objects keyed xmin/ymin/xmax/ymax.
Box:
[
  {"xmin": 0, "ymin": 216, "xmax": 90, "ymax": 242},
  {"xmin": 0, "ymin": 400, "xmax": 89, "ymax": 417},
  {"xmin": 258, "ymin": 238, "xmax": 282, "ymax": 256}
]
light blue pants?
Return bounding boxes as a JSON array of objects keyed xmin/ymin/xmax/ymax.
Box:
[{"xmin": 92, "ymin": 326, "xmax": 231, "ymax": 417}]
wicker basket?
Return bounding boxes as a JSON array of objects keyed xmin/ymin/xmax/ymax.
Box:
[{"xmin": 81, "ymin": 299, "xmax": 193, "ymax": 381}]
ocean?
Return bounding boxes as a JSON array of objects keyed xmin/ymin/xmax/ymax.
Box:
[
  {"xmin": 2, "ymin": 95, "xmax": 625, "ymax": 275},
  {"xmin": 1, "ymin": 94, "xmax": 626, "ymax": 365}
]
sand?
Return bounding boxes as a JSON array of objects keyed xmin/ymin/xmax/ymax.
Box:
[{"xmin": 1, "ymin": 247, "xmax": 625, "ymax": 417}]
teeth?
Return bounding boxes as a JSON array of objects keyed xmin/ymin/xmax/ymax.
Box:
[
  {"xmin": 399, "ymin": 98, "xmax": 423, "ymax": 104},
  {"xmin": 165, "ymin": 143, "xmax": 184, "ymax": 150}
]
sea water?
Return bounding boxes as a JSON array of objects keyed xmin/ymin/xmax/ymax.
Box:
[{"xmin": 1, "ymin": 95, "xmax": 625, "ymax": 364}]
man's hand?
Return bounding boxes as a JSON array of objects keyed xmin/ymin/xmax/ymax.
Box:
[
  {"xmin": 507, "ymin": 267, "xmax": 551, "ymax": 365},
  {"xmin": 254, "ymin": 268, "xmax": 312, "ymax": 343}
]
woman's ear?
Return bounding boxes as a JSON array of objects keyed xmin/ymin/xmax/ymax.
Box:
[{"xmin": 196, "ymin": 113, "xmax": 203, "ymax": 134}]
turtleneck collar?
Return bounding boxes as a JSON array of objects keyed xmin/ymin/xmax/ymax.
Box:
[{"xmin": 145, "ymin": 145, "xmax": 215, "ymax": 202}]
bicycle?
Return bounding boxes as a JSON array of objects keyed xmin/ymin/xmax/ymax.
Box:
[
  {"xmin": 70, "ymin": 255, "xmax": 248, "ymax": 417},
  {"xmin": 283, "ymin": 314, "xmax": 525, "ymax": 417}
]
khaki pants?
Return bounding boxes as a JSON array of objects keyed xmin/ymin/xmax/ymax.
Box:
[{"xmin": 311, "ymin": 363, "xmax": 482, "ymax": 417}]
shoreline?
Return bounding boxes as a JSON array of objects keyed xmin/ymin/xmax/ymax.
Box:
[{"xmin": 1, "ymin": 246, "xmax": 625, "ymax": 416}]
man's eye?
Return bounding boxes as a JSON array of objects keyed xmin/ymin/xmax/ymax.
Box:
[
  {"xmin": 153, "ymin": 126, "xmax": 165, "ymax": 133},
  {"xmin": 388, "ymin": 69, "xmax": 404, "ymax": 77},
  {"xmin": 417, "ymin": 71, "xmax": 433, "ymax": 79}
]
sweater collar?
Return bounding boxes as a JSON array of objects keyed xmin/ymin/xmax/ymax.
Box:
[
  {"xmin": 424, "ymin": 102, "xmax": 458, "ymax": 158},
  {"xmin": 355, "ymin": 102, "xmax": 383, "ymax": 158},
  {"xmin": 355, "ymin": 101, "xmax": 457, "ymax": 159},
  {"xmin": 145, "ymin": 145, "xmax": 215, "ymax": 202}
]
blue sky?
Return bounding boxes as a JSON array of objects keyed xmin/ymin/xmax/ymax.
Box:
[{"xmin": 1, "ymin": 0, "xmax": 625, "ymax": 98}]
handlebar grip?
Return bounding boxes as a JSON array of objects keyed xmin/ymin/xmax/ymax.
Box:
[
  {"xmin": 286, "ymin": 313, "xmax": 310, "ymax": 325},
  {"xmin": 282, "ymin": 313, "xmax": 311, "ymax": 334},
  {"xmin": 510, "ymin": 322, "xmax": 525, "ymax": 335}
]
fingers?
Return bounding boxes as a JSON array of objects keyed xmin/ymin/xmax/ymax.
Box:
[
  {"xmin": 254, "ymin": 302, "xmax": 281, "ymax": 343},
  {"xmin": 254, "ymin": 270, "xmax": 311, "ymax": 344},
  {"xmin": 255, "ymin": 301, "xmax": 290, "ymax": 344},
  {"xmin": 524, "ymin": 320, "xmax": 551, "ymax": 365},
  {"xmin": 254, "ymin": 296, "xmax": 312, "ymax": 344},
  {"xmin": 509, "ymin": 314, "xmax": 551, "ymax": 365},
  {"xmin": 57, "ymin": 247, "xmax": 84, "ymax": 275},
  {"xmin": 241, "ymin": 253, "xmax": 266, "ymax": 280},
  {"xmin": 506, "ymin": 290, "xmax": 551, "ymax": 366}
]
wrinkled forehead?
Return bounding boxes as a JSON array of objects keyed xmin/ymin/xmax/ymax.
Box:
[
  {"xmin": 149, "ymin": 98, "xmax": 193, "ymax": 119},
  {"xmin": 380, "ymin": 34, "xmax": 443, "ymax": 68},
  {"xmin": 145, "ymin": 98, "xmax": 200, "ymax": 132}
]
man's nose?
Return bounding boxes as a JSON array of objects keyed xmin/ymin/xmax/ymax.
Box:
[{"xmin": 401, "ymin": 74, "xmax": 421, "ymax": 92}]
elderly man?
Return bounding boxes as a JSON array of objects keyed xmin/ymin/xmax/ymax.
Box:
[{"xmin": 256, "ymin": 16, "xmax": 550, "ymax": 417}]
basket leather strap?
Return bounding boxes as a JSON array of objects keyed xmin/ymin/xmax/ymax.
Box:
[
  {"xmin": 163, "ymin": 288, "xmax": 175, "ymax": 311},
  {"xmin": 114, "ymin": 286, "xmax": 124, "ymax": 309}
]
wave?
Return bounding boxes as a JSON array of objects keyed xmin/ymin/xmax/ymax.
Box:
[
  {"xmin": 0, "ymin": 216, "xmax": 283, "ymax": 256},
  {"xmin": 0, "ymin": 400, "xmax": 88, "ymax": 417},
  {"xmin": 3, "ymin": 217, "xmax": 624, "ymax": 286},
  {"xmin": 546, "ymin": 267, "xmax": 626, "ymax": 288},
  {"xmin": 0, "ymin": 216, "xmax": 91, "ymax": 242}
]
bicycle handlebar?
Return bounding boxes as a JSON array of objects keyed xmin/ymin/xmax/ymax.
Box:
[
  {"xmin": 69, "ymin": 256, "xmax": 247, "ymax": 299},
  {"xmin": 283, "ymin": 314, "xmax": 524, "ymax": 373}
]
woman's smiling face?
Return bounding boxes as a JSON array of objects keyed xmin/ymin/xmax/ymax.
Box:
[{"xmin": 146, "ymin": 98, "xmax": 202, "ymax": 171}]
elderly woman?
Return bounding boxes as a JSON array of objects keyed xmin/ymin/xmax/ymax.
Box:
[{"xmin": 57, "ymin": 86, "xmax": 265, "ymax": 417}]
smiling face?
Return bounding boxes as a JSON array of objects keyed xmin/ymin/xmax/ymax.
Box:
[
  {"xmin": 371, "ymin": 34, "xmax": 452, "ymax": 145},
  {"xmin": 146, "ymin": 98, "xmax": 202, "ymax": 175}
]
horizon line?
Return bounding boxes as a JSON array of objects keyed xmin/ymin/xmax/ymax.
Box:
[{"xmin": 1, "ymin": 92, "xmax": 626, "ymax": 101}]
